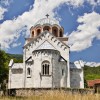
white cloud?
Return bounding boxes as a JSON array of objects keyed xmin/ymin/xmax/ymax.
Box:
[
  {"xmin": 0, "ymin": 0, "xmax": 85, "ymax": 50},
  {"xmin": 0, "ymin": 0, "xmax": 100, "ymax": 50},
  {"xmin": 87, "ymin": 0, "xmax": 100, "ymax": 6},
  {"xmin": 68, "ymin": 12, "xmax": 100, "ymax": 51},
  {"xmin": 0, "ymin": 0, "xmax": 13, "ymax": 6},
  {"xmin": 85, "ymin": 61, "xmax": 100, "ymax": 67},
  {"xmin": 0, "ymin": 0, "xmax": 13, "ymax": 21},
  {"xmin": 12, "ymin": 43, "xmax": 21, "ymax": 48},
  {"xmin": 0, "ymin": 7, "xmax": 7, "ymax": 20}
]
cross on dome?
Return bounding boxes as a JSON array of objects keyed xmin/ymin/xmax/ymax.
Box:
[{"xmin": 46, "ymin": 14, "xmax": 49, "ymax": 18}]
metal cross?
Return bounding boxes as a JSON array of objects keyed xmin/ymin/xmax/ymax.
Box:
[{"xmin": 46, "ymin": 14, "xmax": 49, "ymax": 18}]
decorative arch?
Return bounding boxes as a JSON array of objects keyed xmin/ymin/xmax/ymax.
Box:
[
  {"xmin": 43, "ymin": 26, "xmax": 51, "ymax": 32},
  {"xmin": 32, "ymin": 31, "xmax": 34, "ymax": 37},
  {"xmin": 37, "ymin": 29, "xmax": 41, "ymax": 36},
  {"xmin": 52, "ymin": 26, "xmax": 58, "ymax": 37},
  {"xmin": 42, "ymin": 60, "xmax": 50, "ymax": 75},
  {"xmin": 59, "ymin": 29, "xmax": 63, "ymax": 37}
]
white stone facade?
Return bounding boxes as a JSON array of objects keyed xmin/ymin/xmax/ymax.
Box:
[{"xmin": 8, "ymin": 18, "xmax": 84, "ymax": 90}]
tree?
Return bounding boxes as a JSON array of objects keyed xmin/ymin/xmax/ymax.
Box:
[
  {"xmin": 84, "ymin": 79, "xmax": 88, "ymax": 88},
  {"xmin": 84, "ymin": 65, "xmax": 100, "ymax": 80},
  {"xmin": 0, "ymin": 50, "xmax": 9, "ymax": 84}
]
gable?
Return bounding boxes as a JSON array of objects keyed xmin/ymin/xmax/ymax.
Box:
[
  {"xmin": 24, "ymin": 31, "xmax": 69, "ymax": 61},
  {"xmin": 36, "ymin": 40, "xmax": 56, "ymax": 50}
]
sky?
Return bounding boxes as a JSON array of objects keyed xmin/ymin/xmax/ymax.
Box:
[{"xmin": 0, "ymin": 0, "xmax": 100, "ymax": 66}]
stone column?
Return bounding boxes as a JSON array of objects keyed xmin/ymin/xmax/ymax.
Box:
[
  {"xmin": 58, "ymin": 28, "xmax": 60, "ymax": 37},
  {"xmin": 49, "ymin": 26, "xmax": 52, "ymax": 33},
  {"xmin": 41, "ymin": 27, "xmax": 43, "ymax": 33},
  {"xmin": 34, "ymin": 29, "xmax": 37, "ymax": 37}
]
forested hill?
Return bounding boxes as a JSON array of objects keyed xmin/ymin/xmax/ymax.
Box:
[
  {"xmin": 84, "ymin": 65, "xmax": 100, "ymax": 80},
  {"xmin": 7, "ymin": 53, "xmax": 23, "ymax": 63}
]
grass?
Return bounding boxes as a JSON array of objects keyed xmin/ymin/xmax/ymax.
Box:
[{"xmin": 0, "ymin": 91, "xmax": 100, "ymax": 100}]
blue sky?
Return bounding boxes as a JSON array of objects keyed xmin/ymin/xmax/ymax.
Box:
[{"xmin": 0, "ymin": 0, "xmax": 100, "ymax": 66}]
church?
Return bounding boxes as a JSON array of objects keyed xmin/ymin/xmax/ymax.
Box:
[{"xmin": 8, "ymin": 15, "xmax": 84, "ymax": 91}]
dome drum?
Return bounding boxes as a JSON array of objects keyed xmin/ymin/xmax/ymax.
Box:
[{"xmin": 30, "ymin": 18, "xmax": 64, "ymax": 38}]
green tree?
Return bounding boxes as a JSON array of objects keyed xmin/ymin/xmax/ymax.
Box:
[
  {"xmin": 0, "ymin": 50, "xmax": 9, "ymax": 84},
  {"xmin": 84, "ymin": 79, "xmax": 88, "ymax": 88}
]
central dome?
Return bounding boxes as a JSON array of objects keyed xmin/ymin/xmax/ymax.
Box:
[{"xmin": 34, "ymin": 18, "xmax": 60, "ymax": 27}]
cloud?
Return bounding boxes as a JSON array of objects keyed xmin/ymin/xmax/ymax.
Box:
[
  {"xmin": 0, "ymin": 0, "xmax": 100, "ymax": 50},
  {"xmin": 87, "ymin": 0, "xmax": 100, "ymax": 6},
  {"xmin": 85, "ymin": 61, "xmax": 100, "ymax": 67},
  {"xmin": 12, "ymin": 43, "xmax": 21, "ymax": 48},
  {"xmin": 0, "ymin": 0, "xmax": 85, "ymax": 50},
  {"xmin": 0, "ymin": 7, "xmax": 7, "ymax": 20},
  {"xmin": 68, "ymin": 11, "xmax": 100, "ymax": 51},
  {"xmin": 0, "ymin": 0, "xmax": 13, "ymax": 6},
  {"xmin": 0, "ymin": 0, "xmax": 13, "ymax": 21}
]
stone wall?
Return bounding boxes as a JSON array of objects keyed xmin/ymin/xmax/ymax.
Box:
[
  {"xmin": 70, "ymin": 68, "xmax": 84, "ymax": 88},
  {"xmin": 8, "ymin": 63, "xmax": 24, "ymax": 89}
]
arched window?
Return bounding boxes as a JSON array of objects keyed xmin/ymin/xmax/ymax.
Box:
[
  {"xmin": 62, "ymin": 69, "xmax": 64, "ymax": 76},
  {"xmin": 37, "ymin": 29, "xmax": 41, "ymax": 36},
  {"xmin": 52, "ymin": 26, "xmax": 58, "ymax": 37},
  {"xmin": 32, "ymin": 31, "xmax": 34, "ymax": 37},
  {"xmin": 42, "ymin": 61, "xmax": 50, "ymax": 75},
  {"xmin": 27, "ymin": 68, "xmax": 31, "ymax": 75},
  {"xmin": 60, "ymin": 29, "xmax": 63, "ymax": 37},
  {"xmin": 43, "ymin": 26, "xmax": 50, "ymax": 32}
]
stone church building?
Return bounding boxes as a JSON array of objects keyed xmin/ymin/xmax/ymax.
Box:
[{"xmin": 8, "ymin": 16, "xmax": 84, "ymax": 90}]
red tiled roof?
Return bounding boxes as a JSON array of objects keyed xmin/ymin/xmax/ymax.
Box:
[
  {"xmin": 87, "ymin": 79, "xmax": 100, "ymax": 87},
  {"xmin": 95, "ymin": 79, "xmax": 100, "ymax": 84}
]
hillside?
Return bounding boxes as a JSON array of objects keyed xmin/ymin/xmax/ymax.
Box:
[
  {"xmin": 84, "ymin": 65, "xmax": 100, "ymax": 80},
  {"xmin": 7, "ymin": 53, "xmax": 23, "ymax": 63}
]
